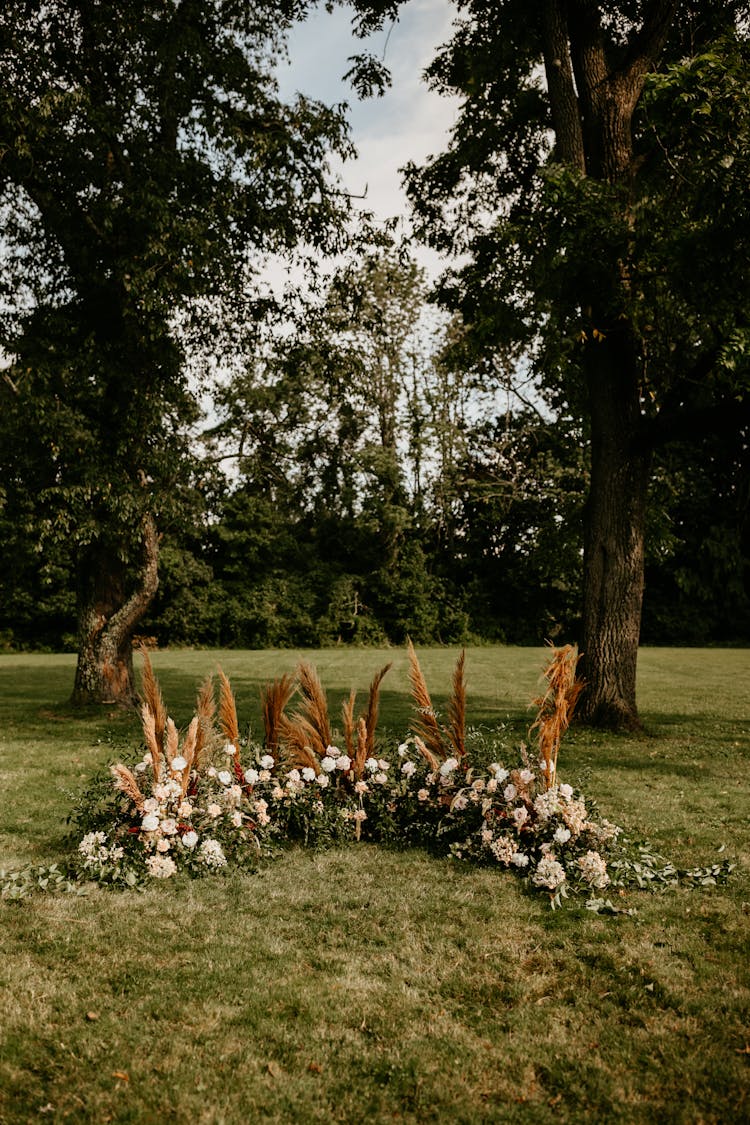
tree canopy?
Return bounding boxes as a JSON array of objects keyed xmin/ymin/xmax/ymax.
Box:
[{"xmin": 0, "ymin": 0, "xmax": 353, "ymax": 701}]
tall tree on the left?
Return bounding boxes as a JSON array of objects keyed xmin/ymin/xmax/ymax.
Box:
[{"xmin": 0, "ymin": 0, "xmax": 351, "ymax": 703}]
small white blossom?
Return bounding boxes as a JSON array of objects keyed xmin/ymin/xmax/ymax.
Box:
[
  {"xmin": 146, "ymin": 853, "xmax": 177, "ymax": 879},
  {"xmin": 206, "ymin": 767, "xmax": 217, "ymax": 778},
  {"xmin": 519, "ymin": 768, "xmax": 534, "ymax": 785},
  {"xmin": 207, "ymin": 803, "xmax": 222, "ymax": 819},
  {"xmin": 199, "ymin": 839, "xmax": 227, "ymax": 869},
  {"xmin": 511, "ymin": 806, "xmax": 529, "ymax": 830},
  {"xmin": 503, "ymin": 784, "xmax": 517, "ymax": 802},
  {"xmin": 374, "ymin": 772, "xmax": 388, "ymax": 785},
  {"xmin": 417, "ymin": 789, "xmax": 429, "ymax": 802},
  {"xmin": 230, "ymin": 810, "xmax": 243, "ymax": 828},
  {"xmin": 156, "ymin": 838, "xmax": 171, "ymax": 853},
  {"xmin": 335, "ymin": 755, "xmax": 352, "ymax": 771},
  {"xmin": 316, "ymin": 774, "xmax": 330, "ymax": 788},
  {"xmin": 553, "ymin": 826, "xmax": 571, "ymax": 845},
  {"xmin": 181, "ymin": 831, "xmax": 199, "ymax": 849},
  {"xmin": 142, "ymin": 797, "xmax": 159, "ymax": 814},
  {"xmin": 532, "ymin": 854, "xmax": 566, "ymax": 891},
  {"xmin": 258, "ymin": 769, "xmax": 271, "ymax": 782},
  {"xmin": 141, "ymin": 813, "xmax": 160, "ymax": 832},
  {"xmin": 223, "ymin": 742, "xmax": 237, "ymax": 756},
  {"xmin": 377, "ymin": 759, "xmax": 390, "ymax": 771},
  {"xmin": 486, "ymin": 778, "xmax": 498, "ymax": 793},
  {"xmin": 217, "ymin": 770, "xmax": 232, "ymax": 786},
  {"xmin": 577, "ymin": 850, "xmax": 609, "ymax": 889},
  {"xmin": 160, "ymin": 818, "xmax": 177, "ymax": 836},
  {"xmin": 354, "ymin": 780, "xmax": 369, "ymax": 795},
  {"xmin": 493, "ymin": 767, "xmax": 509, "ymax": 783},
  {"xmin": 511, "ymin": 852, "xmax": 530, "ymax": 868},
  {"xmin": 452, "ymin": 794, "xmax": 468, "ymax": 811},
  {"xmin": 364, "ymin": 757, "xmax": 379, "ymax": 773},
  {"xmin": 401, "ymin": 761, "xmax": 416, "ymax": 777},
  {"xmin": 260, "ymin": 754, "xmax": 275, "ymax": 770},
  {"xmin": 171, "ymin": 755, "xmax": 188, "ymax": 772},
  {"xmin": 321, "ymin": 756, "xmax": 337, "ymax": 773},
  {"xmin": 301, "ymin": 767, "xmax": 316, "ymax": 782},
  {"xmin": 177, "ymin": 801, "xmax": 193, "ymax": 818},
  {"xmin": 559, "ymin": 783, "xmax": 574, "ymax": 800},
  {"xmin": 286, "ymin": 769, "xmax": 301, "ymax": 783},
  {"xmin": 244, "ymin": 768, "xmax": 259, "ymax": 785},
  {"xmin": 398, "ymin": 742, "xmax": 410, "ymax": 757},
  {"xmin": 134, "ymin": 761, "xmax": 147, "ymax": 773},
  {"xmin": 439, "ymin": 757, "xmax": 459, "ymax": 777}
]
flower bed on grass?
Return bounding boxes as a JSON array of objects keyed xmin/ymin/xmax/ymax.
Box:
[{"xmin": 54, "ymin": 645, "xmax": 734, "ymax": 911}]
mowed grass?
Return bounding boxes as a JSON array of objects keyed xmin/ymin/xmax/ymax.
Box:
[{"xmin": 0, "ymin": 646, "xmax": 748, "ymax": 1124}]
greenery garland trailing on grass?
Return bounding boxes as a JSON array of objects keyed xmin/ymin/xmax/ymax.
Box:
[{"xmin": 2, "ymin": 645, "xmax": 735, "ymax": 907}]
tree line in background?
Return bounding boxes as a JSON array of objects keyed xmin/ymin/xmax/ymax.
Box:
[
  {"xmin": 0, "ymin": 1, "xmax": 749, "ymax": 727},
  {"xmin": 2, "ymin": 252, "xmax": 747, "ymax": 655}
]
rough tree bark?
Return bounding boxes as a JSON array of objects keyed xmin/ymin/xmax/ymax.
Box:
[
  {"xmin": 71, "ymin": 514, "xmax": 159, "ymax": 706},
  {"xmin": 541, "ymin": 0, "xmax": 677, "ymax": 728}
]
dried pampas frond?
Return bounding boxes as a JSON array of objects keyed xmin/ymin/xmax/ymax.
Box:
[
  {"xmin": 447, "ymin": 649, "xmax": 467, "ymax": 761},
  {"xmin": 110, "ymin": 764, "xmax": 145, "ymax": 811},
  {"xmin": 342, "ymin": 689, "xmax": 357, "ymax": 759},
  {"xmin": 407, "ymin": 640, "xmax": 446, "ymax": 762},
  {"xmin": 165, "ymin": 717, "xmax": 179, "ymax": 768},
  {"xmin": 363, "ymin": 663, "xmax": 392, "ymax": 758},
  {"xmin": 194, "ymin": 674, "xmax": 216, "ymax": 767},
  {"xmin": 531, "ymin": 643, "xmax": 584, "ymax": 789},
  {"xmin": 179, "ymin": 716, "xmax": 199, "ymax": 797},
  {"xmin": 217, "ymin": 667, "xmax": 241, "ymax": 750},
  {"xmin": 278, "ymin": 716, "xmax": 322, "ymax": 775},
  {"xmin": 261, "ymin": 674, "xmax": 296, "ymax": 752},
  {"xmin": 141, "ymin": 703, "xmax": 161, "ymax": 779},
  {"xmin": 413, "ymin": 735, "xmax": 441, "ymax": 774},
  {"xmin": 291, "ymin": 662, "xmax": 332, "ymax": 759},
  {"xmin": 138, "ymin": 648, "xmax": 167, "ymax": 750},
  {"xmin": 354, "ymin": 716, "xmax": 369, "ymax": 780}
]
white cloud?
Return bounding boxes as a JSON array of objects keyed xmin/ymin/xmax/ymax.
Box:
[{"xmin": 276, "ymin": 0, "xmax": 459, "ymax": 264}]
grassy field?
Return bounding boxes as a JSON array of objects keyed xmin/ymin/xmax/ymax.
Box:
[{"xmin": 0, "ymin": 646, "xmax": 748, "ymax": 1123}]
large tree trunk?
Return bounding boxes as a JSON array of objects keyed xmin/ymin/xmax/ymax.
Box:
[
  {"xmin": 71, "ymin": 515, "xmax": 159, "ymax": 706},
  {"xmin": 579, "ymin": 323, "xmax": 650, "ymax": 729}
]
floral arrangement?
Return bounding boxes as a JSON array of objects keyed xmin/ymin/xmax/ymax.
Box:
[{"xmin": 66, "ymin": 643, "xmax": 733, "ymax": 908}]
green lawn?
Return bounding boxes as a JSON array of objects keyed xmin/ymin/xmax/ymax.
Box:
[{"xmin": 0, "ymin": 647, "xmax": 748, "ymax": 1123}]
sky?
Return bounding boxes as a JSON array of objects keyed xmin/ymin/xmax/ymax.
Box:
[{"xmin": 275, "ymin": 0, "xmax": 459, "ymax": 278}]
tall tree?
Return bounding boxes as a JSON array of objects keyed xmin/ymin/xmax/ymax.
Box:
[
  {"xmin": 352, "ymin": 0, "xmax": 750, "ymax": 727},
  {"xmin": 0, "ymin": 0, "xmax": 351, "ymax": 702}
]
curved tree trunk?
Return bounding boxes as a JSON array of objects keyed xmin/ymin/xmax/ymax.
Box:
[
  {"xmin": 71, "ymin": 515, "xmax": 159, "ymax": 706},
  {"xmin": 579, "ymin": 323, "xmax": 651, "ymax": 729}
]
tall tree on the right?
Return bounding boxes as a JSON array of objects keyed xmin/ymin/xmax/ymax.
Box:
[{"xmin": 382, "ymin": 0, "xmax": 750, "ymax": 728}]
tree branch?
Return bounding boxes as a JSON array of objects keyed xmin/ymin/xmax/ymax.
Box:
[{"xmin": 542, "ymin": 0, "xmax": 586, "ymax": 173}]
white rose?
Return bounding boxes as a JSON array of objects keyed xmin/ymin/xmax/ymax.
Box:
[
  {"xmin": 244, "ymin": 768, "xmax": 259, "ymax": 785},
  {"xmin": 401, "ymin": 761, "xmax": 416, "ymax": 777},
  {"xmin": 171, "ymin": 755, "xmax": 188, "ymax": 772},
  {"xmin": 141, "ymin": 813, "xmax": 159, "ymax": 832},
  {"xmin": 181, "ymin": 831, "xmax": 199, "ymax": 849},
  {"xmin": 321, "ymin": 757, "xmax": 337, "ymax": 773},
  {"xmin": 301, "ymin": 767, "xmax": 316, "ymax": 782},
  {"xmin": 439, "ymin": 757, "xmax": 459, "ymax": 777},
  {"xmin": 335, "ymin": 755, "xmax": 352, "ymax": 771},
  {"xmin": 260, "ymin": 755, "xmax": 275, "ymax": 769},
  {"xmin": 217, "ymin": 770, "xmax": 232, "ymax": 786}
]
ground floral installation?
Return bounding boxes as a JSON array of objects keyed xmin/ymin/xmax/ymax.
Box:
[{"xmin": 67, "ymin": 644, "xmax": 734, "ymax": 910}]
